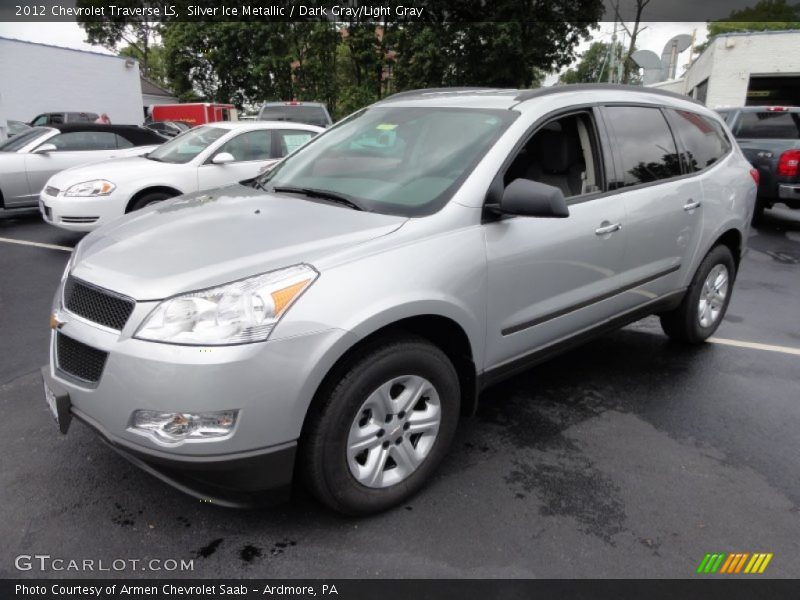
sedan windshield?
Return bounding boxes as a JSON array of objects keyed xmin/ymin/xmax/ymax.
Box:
[
  {"xmin": 258, "ymin": 106, "xmax": 517, "ymax": 216},
  {"xmin": 0, "ymin": 127, "xmax": 51, "ymax": 152},
  {"xmin": 146, "ymin": 125, "xmax": 228, "ymax": 164}
]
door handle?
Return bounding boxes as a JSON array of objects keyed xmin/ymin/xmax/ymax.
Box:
[
  {"xmin": 683, "ymin": 200, "xmax": 702, "ymax": 211},
  {"xmin": 595, "ymin": 222, "xmax": 622, "ymax": 235}
]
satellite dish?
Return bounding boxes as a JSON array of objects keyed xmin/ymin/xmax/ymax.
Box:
[
  {"xmin": 660, "ymin": 34, "xmax": 693, "ymax": 80},
  {"xmin": 631, "ymin": 49, "xmax": 661, "ymax": 69}
]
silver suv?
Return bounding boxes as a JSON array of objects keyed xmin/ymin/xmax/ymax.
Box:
[{"xmin": 43, "ymin": 85, "xmax": 756, "ymax": 514}]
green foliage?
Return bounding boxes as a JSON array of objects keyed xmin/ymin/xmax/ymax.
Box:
[
  {"xmin": 560, "ymin": 41, "xmax": 641, "ymax": 85},
  {"xmin": 77, "ymin": 0, "xmax": 603, "ymax": 119},
  {"xmin": 698, "ymin": 0, "xmax": 800, "ymax": 53}
]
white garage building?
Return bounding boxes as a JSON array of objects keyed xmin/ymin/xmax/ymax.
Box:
[
  {"xmin": 0, "ymin": 37, "xmax": 145, "ymax": 126},
  {"xmin": 648, "ymin": 30, "xmax": 800, "ymax": 109}
]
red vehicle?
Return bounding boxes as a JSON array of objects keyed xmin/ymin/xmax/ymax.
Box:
[{"xmin": 149, "ymin": 103, "xmax": 237, "ymax": 126}]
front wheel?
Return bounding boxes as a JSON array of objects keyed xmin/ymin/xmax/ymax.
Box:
[
  {"xmin": 129, "ymin": 191, "xmax": 173, "ymax": 212},
  {"xmin": 660, "ymin": 244, "xmax": 736, "ymax": 344},
  {"xmin": 301, "ymin": 334, "xmax": 460, "ymax": 515}
]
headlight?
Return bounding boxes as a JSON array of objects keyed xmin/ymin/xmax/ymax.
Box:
[
  {"xmin": 64, "ymin": 179, "xmax": 116, "ymax": 197},
  {"xmin": 134, "ymin": 264, "xmax": 318, "ymax": 345}
]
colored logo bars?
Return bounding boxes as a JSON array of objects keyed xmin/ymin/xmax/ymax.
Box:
[{"xmin": 697, "ymin": 552, "xmax": 773, "ymax": 574}]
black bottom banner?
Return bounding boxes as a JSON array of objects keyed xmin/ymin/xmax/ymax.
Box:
[{"xmin": 3, "ymin": 579, "xmax": 800, "ymax": 600}]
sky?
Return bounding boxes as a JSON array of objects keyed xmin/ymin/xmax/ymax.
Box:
[{"xmin": 0, "ymin": 21, "xmax": 708, "ymax": 84}]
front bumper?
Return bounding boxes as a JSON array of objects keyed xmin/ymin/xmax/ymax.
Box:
[
  {"xmin": 43, "ymin": 365, "xmax": 295, "ymax": 507},
  {"xmin": 45, "ymin": 301, "xmax": 357, "ymax": 505},
  {"xmin": 39, "ymin": 188, "xmax": 127, "ymax": 232}
]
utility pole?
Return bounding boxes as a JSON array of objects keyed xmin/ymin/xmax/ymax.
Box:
[{"xmin": 608, "ymin": 20, "xmax": 618, "ymax": 83}]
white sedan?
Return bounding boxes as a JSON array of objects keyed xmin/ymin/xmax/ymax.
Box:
[{"xmin": 40, "ymin": 121, "xmax": 323, "ymax": 231}]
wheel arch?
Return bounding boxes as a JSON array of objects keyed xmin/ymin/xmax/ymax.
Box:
[
  {"xmin": 125, "ymin": 185, "xmax": 183, "ymax": 213},
  {"xmin": 299, "ymin": 313, "xmax": 479, "ymax": 452}
]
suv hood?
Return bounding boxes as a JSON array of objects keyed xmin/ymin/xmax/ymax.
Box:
[{"xmin": 71, "ymin": 184, "xmax": 407, "ymax": 299}]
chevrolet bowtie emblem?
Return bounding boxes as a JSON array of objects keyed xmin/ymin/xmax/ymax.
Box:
[{"xmin": 49, "ymin": 312, "xmax": 65, "ymax": 330}]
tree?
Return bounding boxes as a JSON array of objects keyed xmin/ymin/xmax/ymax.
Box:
[
  {"xmin": 395, "ymin": 0, "xmax": 604, "ymax": 90},
  {"xmin": 75, "ymin": 0, "xmax": 164, "ymax": 81},
  {"xmin": 119, "ymin": 44, "xmax": 168, "ymax": 88},
  {"xmin": 560, "ymin": 41, "xmax": 641, "ymax": 85},
  {"xmin": 696, "ymin": 0, "xmax": 800, "ymax": 54}
]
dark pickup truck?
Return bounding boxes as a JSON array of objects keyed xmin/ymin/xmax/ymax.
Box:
[{"xmin": 717, "ymin": 106, "xmax": 800, "ymax": 220}]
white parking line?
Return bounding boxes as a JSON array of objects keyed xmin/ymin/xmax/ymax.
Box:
[
  {"xmin": 709, "ymin": 337, "xmax": 800, "ymax": 357},
  {"xmin": 0, "ymin": 236, "xmax": 72, "ymax": 252}
]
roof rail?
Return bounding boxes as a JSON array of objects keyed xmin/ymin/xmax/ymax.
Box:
[
  {"xmin": 383, "ymin": 87, "xmax": 517, "ymax": 101},
  {"xmin": 514, "ymin": 83, "xmax": 703, "ymax": 105}
]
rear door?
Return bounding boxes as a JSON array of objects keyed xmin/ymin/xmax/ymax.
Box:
[
  {"xmin": 600, "ymin": 105, "xmax": 704, "ymax": 308},
  {"xmin": 23, "ymin": 131, "xmax": 122, "ymax": 200}
]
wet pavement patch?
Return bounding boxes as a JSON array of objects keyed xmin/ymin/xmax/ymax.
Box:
[
  {"xmin": 270, "ymin": 539, "xmax": 297, "ymax": 556},
  {"xmin": 111, "ymin": 503, "xmax": 136, "ymax": 527},
  {"xmin": 239, "ymin": 545, "xmax": 263, "ymax": 563},
  {"xmin": 194, "ymin": 538, "xmax": 224, "ymax": 558}
]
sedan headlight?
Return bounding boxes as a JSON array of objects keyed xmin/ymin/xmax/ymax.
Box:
[
  {"xmin": 135, "ymin": 264, "xmax": 318, "ymax": 345},
  {"xmin": 64, "ymin": 179, "xmax": 116, "ymax": 197}
]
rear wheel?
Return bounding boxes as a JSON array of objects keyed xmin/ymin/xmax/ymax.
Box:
[
  {"xmin": 660, "ymin": 245, "xmax": 736, "ymax": 344},
  {"xmin": 301, "ymin": 334, "xmax": 460, "ymax": 515},
  {"xmin": 129, "ymin": 191, "xmax": 173, "ymax": 212}
]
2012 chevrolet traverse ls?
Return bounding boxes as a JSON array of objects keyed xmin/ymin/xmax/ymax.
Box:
[{"xmin": 43, "ymin": 85, "xmax": 756, "ymax": 515}]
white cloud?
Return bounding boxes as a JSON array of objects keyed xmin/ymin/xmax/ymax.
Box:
[{"xmin": 0, "ymin": 22, "xmax": 112, "ymax": 53}]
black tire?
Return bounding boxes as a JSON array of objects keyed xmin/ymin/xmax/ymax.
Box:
[
  {"xmin": 129, "ymin": 191, "xmax": 173, "ymax": 212},
  {"xmin": 301, "ymin": 333, "xmax": 460, "ymax": 515},
  {"xmin": 659, "ymin": 244, "xmax": 736, "ymax": 344},
  {"xmin": 752, "ymin": 201, "xmax": 765, "ymax": 225}
]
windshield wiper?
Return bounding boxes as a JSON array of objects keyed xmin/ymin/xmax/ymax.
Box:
[
  {"xmin": 145, "ymin": 155, "xmax": 164, "ymax": 162},
  {"xmin": 271, "ymin": 186, "xmax": 365, "ymax": 211}
]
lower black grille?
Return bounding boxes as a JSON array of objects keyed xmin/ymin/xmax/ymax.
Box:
[
  {"xmin": 63, "ymin": 276, "xmax": 135, "ymax": 330},
  {"xmin": 56, "ymin": 333, "xmax": 108, "ymax": 384}
]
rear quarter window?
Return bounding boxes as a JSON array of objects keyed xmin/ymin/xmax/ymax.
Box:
[{"xmin": 667, "ymin": 109, "xmax": 731, "ymax": 172}]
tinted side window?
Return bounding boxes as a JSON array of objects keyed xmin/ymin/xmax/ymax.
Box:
[
  {"xmin": 115, "ymin": 134, "xmax": 134, "ymax": 149},
  {"xmin": 46, "ymin": 131, "xmax": 118, "ymax": 151},
  {"xmin": 276, "ymin": 130, "xmax": 316, "ymax": 157},
  {"xmin": 604, "ymin": 106, "xmax": 681, "ymax": 187},
  {"xmin": 217, "ymin": 130, "xmax": 272, "ymax": 162},
  {"xmin": 667, "ymin": 110, "xmax": 731, "ymax": 172}
]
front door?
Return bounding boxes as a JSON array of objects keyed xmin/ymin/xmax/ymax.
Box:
[{"xmin": 484, "ymin": 110, "xmax": 628, "ymax": 369}]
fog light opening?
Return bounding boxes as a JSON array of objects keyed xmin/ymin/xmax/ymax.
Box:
[{"xmin": 130, "ymin": 410, "xmax": 238, "ymax": 444}]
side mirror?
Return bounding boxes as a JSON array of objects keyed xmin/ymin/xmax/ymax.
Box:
[
  {"xmin": 33, "ymin": 143, "xmax": 57, "ymax": 154},
  {"xmin": 496, "ymin": 178, "xmax": 569, "ymax": 218},
  {"xmin": 211, "ymin": 152, "xmax": 235, "ymax": 165}
]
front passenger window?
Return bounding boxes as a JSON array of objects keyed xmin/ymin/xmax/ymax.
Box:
[
  {"xmin": 504, "ymin": 112, "xmax": 602, "ymax": 198},
  {"xmin": 216, "ymin": 130, "xmax": 272, "ymax": 162}
]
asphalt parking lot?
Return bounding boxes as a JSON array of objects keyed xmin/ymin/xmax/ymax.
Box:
[{"xmin": 1, "ymin": 207, "xmax": 799, "ymax": 579}]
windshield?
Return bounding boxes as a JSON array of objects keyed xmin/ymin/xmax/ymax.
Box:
[
  {"xmin": 258, "ymin": 106, "xmax": 517, "ymax": 216},
  {"xmin": 0, "ymin": 127, "xmax": 51, "ymax": 152},
  {"xmin": 146, "ymin": 125, "xmax": 228, "ymax": 163},
  {"xmin": 734, "ymin": 111, "xmax": 800, "ymax": 139},
  {"xmin": 259, "ymin": 104, "xmax": 330, "ymax": 127}
]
